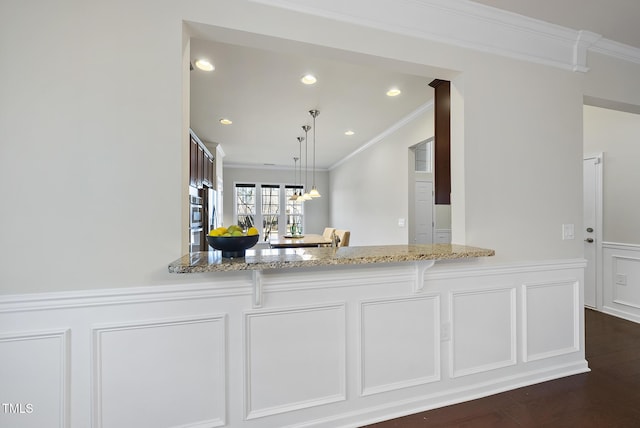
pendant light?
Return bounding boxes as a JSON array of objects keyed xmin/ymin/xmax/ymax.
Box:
[
  {"xmin": 295, "ymin": 136, "xmax": 304, "ymax": 201},
  {"xmin": 308, "ymin": 109, "xmax": 321, "ymax": 198},
  {"xmin": 289, "ymin": 156, "xmax": 299, "ymax": 201},
  {"xmin": 301, "ymin": 125, "xmax": 312, "ymax": 200}
]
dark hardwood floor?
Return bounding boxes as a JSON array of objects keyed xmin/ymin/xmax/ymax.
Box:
[{"xmin": 365, "ymin": 309, "xmax": 640, "ymax": 427}]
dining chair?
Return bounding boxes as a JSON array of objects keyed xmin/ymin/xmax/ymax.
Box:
[
  {"xmin": 335, "ymin": 230, "xmax": 350, "ymax": 247},
  {"xmin": 322, "ymin": 227, "xmax": 336, "ymax": 240}
]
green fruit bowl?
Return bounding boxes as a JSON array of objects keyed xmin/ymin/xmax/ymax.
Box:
[{"xmin": 207, "ymin": 235, "xmax": 259, "ymax": 258}]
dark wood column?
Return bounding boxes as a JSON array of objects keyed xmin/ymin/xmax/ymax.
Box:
[{"xmin": 429, "ymin": 79, "xmax": 451, "ymax": 205}]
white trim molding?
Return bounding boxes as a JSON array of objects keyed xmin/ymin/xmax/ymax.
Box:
[
  {"xmin": 0, "ymin": 328, "xmax": 70, "ymax": 428},
  {"xmin": 91, "ymin": 315, "xmax": 228, "ymax": 428},
  {"xmin": 251, "ymin": 0, "xmax": 640, "ymax": 71},
  {"xmin": 602, "ymin": 242, "xmax": 640, "ymax": 324}
]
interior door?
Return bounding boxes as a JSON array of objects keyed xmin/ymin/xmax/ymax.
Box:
[
  {"xmin": 415, "ymin": 180, "xmax": 434, "ymax": 244},
  {"xmin": 583, "ymin": 155, "xmax": 602, "ymax": 308}
]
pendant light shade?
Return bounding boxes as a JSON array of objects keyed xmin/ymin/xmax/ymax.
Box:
[{"xmin": 308, "ymin": 109, "xmax": 321, "ymax": 198}]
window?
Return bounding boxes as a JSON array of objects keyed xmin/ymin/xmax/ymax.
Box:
[
  {"xmin": 414, "ymin": 138, "xmax": 433, "ymax": 173},
  {"xmin": 285, "ymin": 186, "xmax": 303, "ymax": 234},
  {"xmin": 235, "ymin": 184, "xmax": 256, "ymax": 230},
  {"xmin": 261, "ymin": 185, "xmax": 280, "ymax": 237},
  {"xmin": 235, "ymin": 183, "xmax": 304, "ymax": 240}
]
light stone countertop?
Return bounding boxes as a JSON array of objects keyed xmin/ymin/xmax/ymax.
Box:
[{"xmin": 168, "ymin": 244, "xmax": 495, "ymax": 273}]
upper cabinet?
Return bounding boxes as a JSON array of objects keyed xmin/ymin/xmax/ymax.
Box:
[{"xmin": 189, "ymin": 129, "xmax": 215, "ymax": 189}]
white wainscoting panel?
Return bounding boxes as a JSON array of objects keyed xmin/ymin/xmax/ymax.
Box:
[
  {"xmin": 603, "ymin": 243, "xmax": 640, "ymax": 322},
  {"xmin": 0, "ymin": 259, "xmax": 589, "ymax": 428},
  {"xmin": 612, "ymin": 255, "xmax": 640, "ymax": 309},
  {"xmin": 0, "ymin": 329, "xmax": 69, "ymax": 428},
  {"xmin": 450, "ymin": 288, "xmax": 516, "ymax": 377},
  {"xmin": 92, "ymin": 315, "xmax": 227, "ymax": 428},
  {"xmin": 360, "ymin": 295, "xmax": 440, "ymax": 396},
  {"xmin": 523, "ymin": 280, "xmax": 579, "ymax": 362},
  {"xmin": 244, "ymin": 303, "xmax": 346, "ymax": 419}
]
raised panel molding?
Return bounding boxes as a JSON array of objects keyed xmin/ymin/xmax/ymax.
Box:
[
  {"xmin": 359, "ymin": 295, "xmax": 440, "ymax": 396},
  {"xmin": 612, "ymin": 255, "xmax": 640, "ymax": 309},
  {"xmin": 0, "ymin": 328, "xmax": 70, "ymax": 428},
  {"xmin": 522, "ymin": 280, "xmax": 580, "ymax": 362},
  {"xmin": 450, "ymin": 288, "xmax": 517, "ymax": 377},
  {"xmin": 92, "ymin": 315, "xmax": 227, "ymax": 428},
  {"xmin": 244, "ymin": 303, "xmax": 346, "ymax": 419},
  {"xmin": 603, "ymin": 243, "xmax": 640, "ymax": 322}
]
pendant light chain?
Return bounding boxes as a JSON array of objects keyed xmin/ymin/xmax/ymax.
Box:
[
  {"xmin": 297, "ymin": 136, "xmax": 303, "ymax": 199},
  {"xmin": 302, "ymin": 125, "xmax": 311, "ymax": 200},
  {"xmin": 308, "ymin": 110, "xmax": 321, "ymax": 197}
]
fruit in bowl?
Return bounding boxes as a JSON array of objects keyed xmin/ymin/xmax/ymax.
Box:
[{"xmin": 207, "ymin": 225, "xmax": 259, "ymax": 258}]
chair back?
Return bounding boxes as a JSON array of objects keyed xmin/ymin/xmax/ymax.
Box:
[
  {"xmin": 335, "ymin": 229, "xmax": 350, "ymax": 247},
  {"xmin": 322, "ymin": 227, "xmax": 336, "ymax": 240}
]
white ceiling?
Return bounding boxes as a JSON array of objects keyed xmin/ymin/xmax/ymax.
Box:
[
  {"xmin": 188, "ymin": 0, "xmax": 640, "ymax": 169},
  {"xmin": 189, "ymin": 38, "xmax": 435, "ymax": 169}
]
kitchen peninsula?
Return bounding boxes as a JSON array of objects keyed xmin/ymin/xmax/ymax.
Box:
[
  {"xmin": 164, "ymin": 243, "xmax": 588, "ymax": 428},
  {"xmin": 168, "ymin": 243, "xmax": 494, "ymax": 273}
]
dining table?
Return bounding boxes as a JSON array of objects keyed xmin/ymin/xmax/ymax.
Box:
[{"xmin": 268, "ymin": 233, "xmax": 332, "ymax": 248}]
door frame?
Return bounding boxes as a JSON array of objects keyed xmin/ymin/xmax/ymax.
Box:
[{"xmin": 584, "ymin": 153, "xmax": 604, "ymax": 310}]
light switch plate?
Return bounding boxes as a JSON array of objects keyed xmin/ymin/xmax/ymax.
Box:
[
  {"xmin": 615, "ymin": 274, "xmax": 627, "ymax": 286},
  {"xmin": 562, "ymin": 223, "xmax": 575, "ymax": 240},
  {"xmin": 398, "ymin": 218, "xmax": 405, "ymax": 227}
]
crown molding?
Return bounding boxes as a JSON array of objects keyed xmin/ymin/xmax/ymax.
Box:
[
  {"xmin": 591, "ymin": 38, "xmax": 640, "ymax": 65},
  {"xmin": 250, "ymin": 0, "xmax": 640, "ymax": 71}
]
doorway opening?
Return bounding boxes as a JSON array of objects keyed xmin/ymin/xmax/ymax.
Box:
[
  {"xmin": 409, "ymin": 138, "xmax": 451, "ymax": 244},
  {"xmin": 583, "ymin": 153, "xmax": 603, "ymax": 309}
]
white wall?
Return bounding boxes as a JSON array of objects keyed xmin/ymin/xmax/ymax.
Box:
[
  {"xmin": 2, "ymin": 0, "xmax": 639, "ymax": 294},
  {"xmin": 222, "ymin": 166, "xmax": 330, "ymax": 235},
  {"xmin": 330, "ymin": 110, "xmax": 434, "ymax": 246},
  {"xmin": 0, "ymin": 1, "xmax": 185, "ymax": 293},
  {"xmin": 331, "ymin": 50, "xmax": 586, "ymax": 259},
  {"xmin": 459, "ymin": 55, "xmax": 585, "ymax": 261},
  {"xmin": 583, "ymin": 105, "xmax": 640, "ymax": 245}
]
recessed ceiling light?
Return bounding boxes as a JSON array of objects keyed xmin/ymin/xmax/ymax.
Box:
[
  {"xmin": 195, "ymin": 59, "xmax": 214, "ymax": 71},
  {"xmin": 219, "ymin": 118, "xmax": 232, "ymax": 125},
  {"xmin": 301, "ymin": 74, "xmax": 317, "ymax": 85},
  {"xmin": 345, "ymin": 130, "xmax": 355, "ymax": 136},
  {"xmin": 386, "ymin": 88, "xmax": 401, "ymax": 97}
]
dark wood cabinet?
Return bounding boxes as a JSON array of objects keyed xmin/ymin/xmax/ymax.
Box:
[
  {"xmin": 190, "ymin": 136, "xmax": 198, "ymax": 187},
  {"xmin": 204, "ymin": 155, "xmax": 214, "ymax": 187},
  {"xmin": 429, "ymin": 79, "xmax": 451, "ymax": 205},
  {"xmin": 189, "ymin": 131, "xmax": 215, "ymax": 189},
  {"xmin": 197, "ymin": 144, "xmax": 204, "ymax": 187}
]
